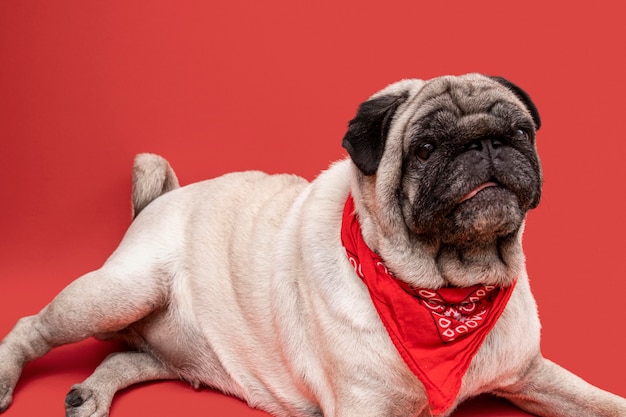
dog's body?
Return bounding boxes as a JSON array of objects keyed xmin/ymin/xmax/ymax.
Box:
[{"xmin": 1, "ymin": 74, "xmax": 625, "ymax": 417}]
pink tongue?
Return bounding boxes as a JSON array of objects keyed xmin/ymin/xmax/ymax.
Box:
[{"xmin": 459, "ymin": 182, "xmax": 498, "ymax": 203}]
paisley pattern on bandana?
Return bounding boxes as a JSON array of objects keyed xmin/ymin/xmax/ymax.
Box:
[
  {"xmin": 401, "ymin": 284, "xmax": 500, "ymax": 343},
  {"xmin": 341, "ymin": 195, "xmax": 516, "ymax": 415}
]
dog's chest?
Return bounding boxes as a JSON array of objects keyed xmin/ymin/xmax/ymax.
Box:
[{"xmin": 456, "ymin": 283, "xmax": 541, "ymax": 400}]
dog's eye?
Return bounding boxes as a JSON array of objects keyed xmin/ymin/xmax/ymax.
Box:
[
  {"xmin": 416, "ymin": 143, "xmax": 436, "ymax": 161},
  {"xmin": 514, "ymin": 128, "xmax": 530, "ymax": 141}
]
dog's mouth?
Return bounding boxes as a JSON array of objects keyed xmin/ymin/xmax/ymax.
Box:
[{"xmin": 458, "ymin": 181, "xmax": 499, "ymax": 204}]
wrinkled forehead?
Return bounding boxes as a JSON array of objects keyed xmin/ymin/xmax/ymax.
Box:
[
  {"xmin": 416, "ymin": 75, "xmax": 518, "ymax": 113},
  {"xmin": 400, "ymin": 74, "xmax": 534, "ymax": 132}
]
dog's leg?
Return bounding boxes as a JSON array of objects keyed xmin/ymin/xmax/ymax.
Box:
[
  {"xmin": 0, "ymin": 264, "xmax": 168, "ymax": 413},
  {"xmin": 64, "ymin": 351, "xmax": 176, "ymax": 417},
  {"xmin": 496, "ymin": 356, "xmax": 626, "ymax": 417}
]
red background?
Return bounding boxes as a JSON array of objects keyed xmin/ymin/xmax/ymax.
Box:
[{"xmin": 1, "ymin": 1, "xmax": 624, "ymax": 416}]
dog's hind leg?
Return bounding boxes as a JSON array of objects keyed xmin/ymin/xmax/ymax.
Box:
[
  {"xmin": 64, "ymin": 351, "xmax": 176, "ymax": 417},
  {"xmin": 1, "ymin": 154, "xmax": 180, "ymax": 413},
  {"xmin": 0, "ymin": 257, "xmax": 170, "ymax": 413}
]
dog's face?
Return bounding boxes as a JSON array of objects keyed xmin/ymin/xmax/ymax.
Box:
[{"xmin": 343, "ymin": 74, "xmax": 542, "ymax": 286}]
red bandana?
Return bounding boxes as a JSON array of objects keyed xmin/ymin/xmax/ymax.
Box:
[{"xmin": 340, "ymin": 196, "xmax": 516, "ymax": 415}]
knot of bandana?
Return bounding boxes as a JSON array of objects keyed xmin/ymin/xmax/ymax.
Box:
[{"xmin": 340, "ymin": 195, "xmax": 516, "ymax": 415}]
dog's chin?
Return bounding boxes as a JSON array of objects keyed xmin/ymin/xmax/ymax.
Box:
[{"xmin": 441, "ymin": 186, "xmax": 525, "ymax": 246}]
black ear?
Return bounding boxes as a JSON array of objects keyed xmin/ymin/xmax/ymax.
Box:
[
  {"xmin": 342, "ymin": 92, "xmax": 409, "ymax": 176},
  {"xmin": 489, "ymin": 76, "xmax": 541, "ymax": 130}
]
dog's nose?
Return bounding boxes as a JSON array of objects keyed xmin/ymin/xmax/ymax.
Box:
[{"xmin": 467, "ymin": 137, "xmax": 505, "ymax": 153}]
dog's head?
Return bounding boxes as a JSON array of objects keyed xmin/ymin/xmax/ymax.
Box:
[{"xmin": 342, "ymin": 74, "xmax": 542, "ymax": 287}]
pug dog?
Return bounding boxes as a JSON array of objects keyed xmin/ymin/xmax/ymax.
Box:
[{"xmin": 1, "ymin": 73, "xmax": 625, "ymax": 417}]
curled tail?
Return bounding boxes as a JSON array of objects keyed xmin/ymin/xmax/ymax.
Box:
[{"xmin": 132, "ymin": 153, "xmax": 180, "ymax": 218}]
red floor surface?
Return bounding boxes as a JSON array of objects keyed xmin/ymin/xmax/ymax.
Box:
[{"xmin": 1, "ymin": 1, "xmax": 625, "ymax": 416}]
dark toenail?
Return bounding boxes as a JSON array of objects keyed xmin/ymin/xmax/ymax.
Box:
[{"xmin": 65, "ymin": 389, "xmax": 85, "ymax": 407}]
